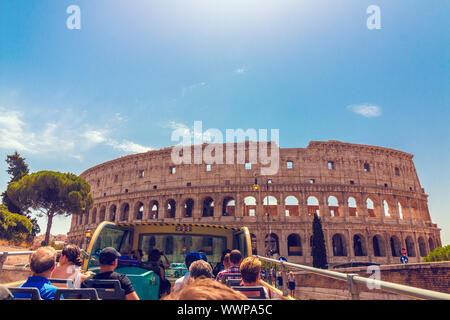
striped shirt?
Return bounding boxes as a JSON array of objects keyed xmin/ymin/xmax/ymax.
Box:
[{"xmin": 215, "ymin": 266, "xmax": 241, "ymax": 283}]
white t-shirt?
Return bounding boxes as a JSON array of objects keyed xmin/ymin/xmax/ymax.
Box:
[
  {"xmin": 50, "ymin": 264, "xmax": 82, "ymax": 288},
  {"xmin": 173, "ymin": 272, "xmax": 190, "ymax": 292}
]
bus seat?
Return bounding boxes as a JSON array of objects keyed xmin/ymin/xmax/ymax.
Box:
[
  {"xmin": 116, "ymin": 266, "xmax": 160, "ymax": 300},
  {"xmin": 8, "ymin": 287, "xmax": 41, "ymax": 300},
  {"xmin": 225, "ymin": 278, "xmax": 242, "ymax": 287},
  {"xmin": 221, "ymin": 273, "xmax": 242, "ymax": 284},
  {"xmin": 83, "ymin": 279, "xmax": 125, "ymax": 300},
  {"xmin": 231, "ymin": 286, "xmax": 267, "ymax": 300},
  {"xmin": 54, "ymin": 288, "xmax": 99, "ymax": 300},
  {"xmin": 49, "ymin": 278, "xmax": 74, "ymax": 288}
]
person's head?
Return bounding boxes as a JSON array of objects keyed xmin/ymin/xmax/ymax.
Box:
[
  {"xmin": 148, "ymin": 249, "xmax": 162, "ymax": 262},
  {"xmin": 229, "ymin": 250, "xmax": 242, "ymax": 266},
  {"xmin": 163, "ymin": 278, "xmax": 248, "ymax": 300},
  {"xmin": 240, "ymin": 256, "xmax": 262, "ymax": 285},
  {"xmin": 185, "ymin": 251, "xmax": 201, "ymax": 269},
  {"xmin": 98, "ymin": 247, "xmax": 121, "ymax": 270},
  {"xmin": 189, "ymin": 259, "xmax": 213, "ymax": 279},
  {"xmin": 29, "ymin": 246, "xmax": 57, "ymax": 277},
  {"xmin": 60, "ymin": 244, "xmax": 83, "ymax": 266},
  {"xmin": 223, "ymin": 253, "xmax": 231, "ymax": 269}
]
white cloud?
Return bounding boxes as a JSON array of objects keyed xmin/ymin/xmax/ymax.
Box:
[
  {"xmin": 163, "ymin": 121, "xmax": 214, "ymax": 144},
  {"xmin": 234, "ymin": 66, "xmax": 248, "ymax": 74},
  {"xmin": 0, "ymin": 107, "xmax": 152, "ymax": 159},
  {"xmin": 347, "ymin": 103, "xmax": 382, "ymax": 118},
  {"xmin": 181, "ymin": 82, "xmax": 208, "ymax": 97}
]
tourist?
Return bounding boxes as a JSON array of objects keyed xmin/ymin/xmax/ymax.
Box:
[
  {"xmin": 188, "ymin": 259, "xmax": 213, "ymax": 280},
  {"xmin": 163, "ymin": 277, "xmax": 248, "ymax": 300},
  {"xmin": 173, "ymin": 251, "xmax": 201, "ymax": 292},
  {"xmin": 240, "ymin": 256, "xmax": 270, "ymax": 299},
  {"xmin": 288, "ymin": 271, "xmax": 296, "ymax": 298},
  {"xmin": 213, "ymin": 249, "xmax": 231, "ymax": 277},
  {"xmin": 142, "ymin": 249, "xmax": 171, "ymax": 297},
  {"xmin": 216, "ymin": 249, "xmax": 242, "ymax": 283},
  {"xmin": 50, "ymin": 244, "xmax": 93, "ymax": 288},
  {"xmin": 14, "ymin": 246, "xmax": 59, "ymax": 300},
  {"xmin": 81, "ymin": 247, "xmax": 139, "ymax": 300}
]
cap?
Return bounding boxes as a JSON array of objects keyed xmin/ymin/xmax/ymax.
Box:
[
  {"xmin": 185, "ymin": 251, "xmax": 201, "ymax": 267},
  {"xmin": 99, "ymin": 247, "xmax": 121, "ymax": 265}
]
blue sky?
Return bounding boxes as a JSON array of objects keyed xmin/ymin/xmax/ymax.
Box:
[{"xmin": 0, "ymin": 0, "xmax": 449, "ymax": 244}]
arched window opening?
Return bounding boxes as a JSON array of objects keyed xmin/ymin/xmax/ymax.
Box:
[
  {"xmin": 109, "ymin": 205, "xmax": 117, "ymax": 222},
  {"xmin": 372, "ymin": 235, "xmax": 386, "ymax": 257},
  {"xmin": 202, "ymin": 197, "xmax": 214, "ymax": 217},
  {"xmin": 166, "ymin": 199, "xmax": 176, "ymax": 218},
  {"xmin": 390, "ymin": 236, "xmax": 401, "ymax": 257},
  {"xmin": 332, "ymin": 234, "xmax": 347, "ymax": 256},
  {"xmin": 353, "ymin": 234, "xmax": 367, "ymax": 256},
  {"xmin": 251, "ymin": 234, "xmax": 257, "ymax": 255},
  {"xmin": 328, "ymin": 196, "xmax": 340, "ymax": 217},
  {"xmin": 307, "ymin": 196, "xmax": 320, "ymax": 217},
  {"xmin": 91, "ymin": 208, "xmax": 97, "ymax": 224},
  {"xmin": 263, "ymin": 196, "xmax": 278, "ymax": 217},
  {"xmin": 366, "ymin": 198, "xmax": 376, "ymax": 217},
  {"xmin": 285, "ymin": 196, "xmax": 299, "ymax": 216},
  {"xmin": 99, "ymin": 206, "xmax": 106, "ymax": 222},
  {"xmin": 222, "ymin": 197, "xmax": 235, "ymax": 216},
  {"xmin": 428, "ymin": 237, "xmax": 435, "ymax": 252},
  {"xmin": 383, "ymin": 200, "xmax": 390, "ymax": 217},
  {"xmin": 348, "ymin": 197, "xmax": 358, "ymax": 217},
  {"xmin": 287, "ymin": 234, "xmax": 302, "ymax": 256},
  {"xmin": 265, "ymin": 233, "xmax": 279, "ymax": 256},
  {"xmin": 184, "ymin": 199, "xmax": 194, "ymax": 217},
  {"xmin": 243, "ymin": 196, "xmax": 257, "ymax": 217},
  {"xmin": 136, "ymin": 202, "xmax": 144, "ymax": 220},
  {"xmin": 121, "ymin": 203, "xmax": 130, "ymax": 221},
  {"xmin": 150, "ymin": 201, "xmax": 159, "ymax": 219},
  {"xmin": 418, "ymin": 237, "xmax": 427, "ymax": 257},
  {"xmin": 405, "ymin": 236, "xmax": 416, "ymax": 257}
]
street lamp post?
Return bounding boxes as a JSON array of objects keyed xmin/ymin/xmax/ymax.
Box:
[{"xmin": 85, "ymin": 229, "xmax": 92, "ymax": 250}]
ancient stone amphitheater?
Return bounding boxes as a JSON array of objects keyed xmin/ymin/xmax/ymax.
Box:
[{"xmin": 68, "ymin": 140, "xmax": 442, "ymax": 266}]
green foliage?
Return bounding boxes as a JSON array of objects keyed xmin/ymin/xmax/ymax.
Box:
[
  {"xmin": 1, "ymin": 151, "xmax": 30, "ymax": 215},
  {"xmin": 7, "ymin": 170, "xmax": 93, "ymax": 244},
  {"xmin": 423, "ymin": 245, "xmax": 450, "ymax": 262},
  {"xmin": 311, "ymin": 213, "xmax": 328, "ymax": 269},
  {"xmin": 0, "ymin": 204, "xmax": 32, "ymax": 244}
]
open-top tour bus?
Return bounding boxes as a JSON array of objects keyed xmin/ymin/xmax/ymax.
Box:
[{"xmin": 83, "ymin": 221, "xmax": 252, "ymax": 300}]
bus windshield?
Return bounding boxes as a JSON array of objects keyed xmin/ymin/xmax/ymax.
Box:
[{"xmin": 138, "ymin": 233, "xmax": 227, "ymax": 266}]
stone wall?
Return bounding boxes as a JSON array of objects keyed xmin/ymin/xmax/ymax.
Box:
[{"xmin": 294, "ymin": 261, "xmax": 450, "ymax": 300}]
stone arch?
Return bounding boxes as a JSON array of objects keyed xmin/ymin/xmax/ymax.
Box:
[
  {"xmin": 405, "ymin": 236, "xmax": 416, "ymax": 257},
  {"xmin": 243, "ymin": 196, "xmax": 257, "ymax": 217},
  {"xmin": 202, "ymin": 196, "xmax": 215, "ymax": 217},
  {"xmin": 250, "ymin": 233, "xmax": 257, "ymax": 255},
  {"xmin": 366, "ymin": 197, "xmax": 376, "ymax": 217},
  {"xmin": 166, "ymin": 199, "xmax": 176, "ymax": 218},
  {"xmin": 99, "ymin": 206, "xmax": 106, "ymax": 222},
  {"xmin": 135, "ymin": 202, "xmax": 144, "ymax": 220},
  {"xmin": 353, "ymin": 234, "xmax": 367, "ymax": 256},
  {"xmin": 287, "ymin": 233, "xmax": 302, "ymax": 256},
  {"xmin": 91, "ymin": 207, "xmax": 97, "ymax": 224},
  {"xmin": 222, "ymin": 197, "xmax": 235, "ymax": 216},
  {"xmin": 327, "ymin": 195, "xmax": 340, "ymax": 217},
  {"xmin": 428, "ymin": 237, "xmax": 435, "ymax": 252},
  {"xmin": 390, "ymin": 235, "xmax": 401, "ymax": 257},
  {"xmin": 372, "ymin": 234, "xmax": 386, "ymax": 257},
  {"xmin": 263, "ymin": 195, "xmax": 278, "ymax": 216},
  {"xmin": 418, "ymin": 237, "xmax": 427, "ymax": 257},
  {"xmin": 183, "ymin": 198, "xmax": 194, "ymax": 217},
  {"xmin": 109, "ymin": 205, "xmax": 117, "ymax": 222},
  {"xmin": 284, "ymin": 195, "xmax": 299, "ymax": 216},
  {"xmin": 149, "ymin": 200, "xmax": 159, "ymax": 219},
  {"xmin": 120, "ymin": 203, "xmax": 130, "ymax": 221},
  {"xmin": 348, "ymin": 197, "xmax": 358, "ymax": 216},
  {"xmin": 307, "ymin": 196, "xmax": 320, "ymax": 217},
  {"xmin": 383, "ymin": 199, "xmax": 391, "ymax": 217},
  {"xmin": 265, "ymin": 233, "xmax": 279, "ymax": 256},
  {"xmin": 332, "ymin": 233, "xmax": 347, "ymax": 256}
]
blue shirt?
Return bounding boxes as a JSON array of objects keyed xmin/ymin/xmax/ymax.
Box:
[{"xmin": 15, "ymin": 276, "xmax": 58, "ymax": 300}]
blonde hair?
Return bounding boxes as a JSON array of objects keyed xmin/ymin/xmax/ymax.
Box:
[
  {"xmin": 163, "ymin": 278, "xmax": 248, "ymax": 300},
  {"xmin": 240, "ymin": 256, "xmax": 261, "ymax": 283},
  {"xmin": 30, "ymin": 246, "xmax": 57, "ymax": 274},
  {"xmin": 189, "ymin": 260, "xmax": 213, "ymax": 279}
]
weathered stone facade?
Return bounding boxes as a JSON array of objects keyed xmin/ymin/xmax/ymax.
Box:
[{"xmin": 67, "ymin": 140, "xmax": 441, "ymax": 266}]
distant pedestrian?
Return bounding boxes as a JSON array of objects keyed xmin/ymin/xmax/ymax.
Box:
[{"xmin": 288, "ymin": 271, "xmax": 296, "ymax": 297}]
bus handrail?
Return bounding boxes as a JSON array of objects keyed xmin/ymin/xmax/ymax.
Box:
[{"xmin": 255, "ymin": 255, "xmax": 450, "ymax": 300}]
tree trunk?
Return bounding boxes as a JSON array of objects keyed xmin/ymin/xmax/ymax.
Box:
[{"xmin": 44, "ymin": 211, "xmax": 54, "ymax": 246}]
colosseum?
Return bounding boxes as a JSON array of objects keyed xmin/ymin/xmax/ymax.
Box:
[{"xmin": 68, "ymin": 140, "xmax": 442, "ymax": 266}]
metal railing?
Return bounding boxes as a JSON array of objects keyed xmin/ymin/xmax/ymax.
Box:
[{"xmin": 256, "ymin": 255, "xmax": 450, "ymax": 300}]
